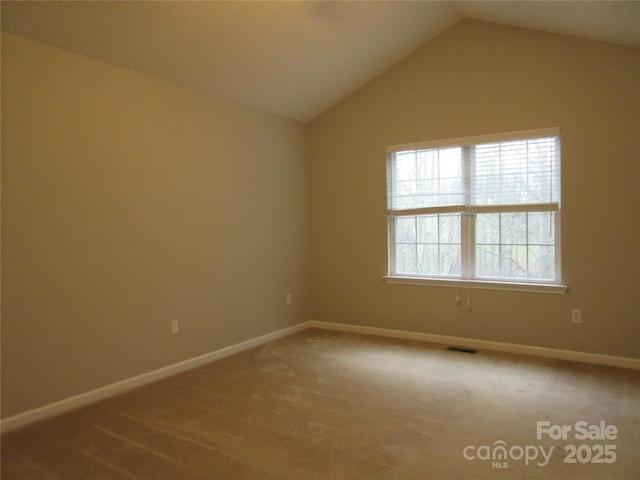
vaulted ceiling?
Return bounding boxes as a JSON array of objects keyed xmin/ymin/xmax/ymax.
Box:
[{"xmin": 2, "ymin": 1, "xmax": 639, "ymax": 122}]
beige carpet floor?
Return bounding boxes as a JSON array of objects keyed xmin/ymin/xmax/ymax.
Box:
[{"xmin": 2, "ymin": 328, "xmax": 639, "ymax": 479}]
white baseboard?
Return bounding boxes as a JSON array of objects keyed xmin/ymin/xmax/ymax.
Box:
[
  {"xmin": 307, "ymin": 320, "xmax": 640, "ymax": 371},
  {"xmin": 3, "ymin": 319, "xmax": 638, "ymax": 434},
  {"xmin": 0, "ymin": 322, "xmax": 309, "ymax": 434}
]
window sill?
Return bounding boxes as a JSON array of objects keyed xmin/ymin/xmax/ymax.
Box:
[{"xmin": 383, "ymin": 276, "xmax": 568, "ymax": 294}]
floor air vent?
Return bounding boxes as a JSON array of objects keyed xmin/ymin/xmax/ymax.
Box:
[{"xmin": 446, "ymin": 346, "xmax": 478, "ymax": 354}]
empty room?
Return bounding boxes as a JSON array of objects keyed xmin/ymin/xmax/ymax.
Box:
[{"xmin": 1, "ymin": 1, "xmax": 639, "ymax": 479}]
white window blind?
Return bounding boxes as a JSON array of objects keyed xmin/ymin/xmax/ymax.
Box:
[
  {"xmin": 387, "ymin": 128, "xmax": 560, "ymax": 214},
  {"xmin": 471, "ymin": 136, "xmax": 559, "ymax": 212},
  {"xmin": 388, "ymin": 147, "xmax": 464, "ymax": 212}
]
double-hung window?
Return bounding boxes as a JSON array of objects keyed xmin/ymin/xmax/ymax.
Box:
[{"xmin": 386, "ymin": 128, "xmax": 565, "ymax": 293}]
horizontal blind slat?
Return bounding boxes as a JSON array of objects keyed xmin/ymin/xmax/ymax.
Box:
[{"xmin": 387, "ymin": 203, "xmax": 559, "ymax": 217}]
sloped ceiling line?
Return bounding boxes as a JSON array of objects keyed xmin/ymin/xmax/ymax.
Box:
[{"xmin": 2, "ymin": 1, "xmax": 639, "ymax": 122}]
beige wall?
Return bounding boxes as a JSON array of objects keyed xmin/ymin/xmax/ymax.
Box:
[
  {"xmin": 2, "ymin": 19, "xmax": 639, "ymax": 421},
  {"xmin": 1, "ymin": 34, "xmax": 309, "ymax": 418},
  {"xmin": 309, "ymin": 20, "xmax": 640, "ymax": 358}
]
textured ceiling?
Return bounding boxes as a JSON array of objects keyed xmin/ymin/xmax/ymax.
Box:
[{"xmin": 2, "ymin": 1, "xmax": 639, "ymax": 123}]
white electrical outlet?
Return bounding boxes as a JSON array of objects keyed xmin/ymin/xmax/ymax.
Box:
[
  {"xmin": 286, "ymin": 294, "xmax": 293, "ymax": 306},
  {"xmin": 171, "ymin": 320, "xmax": 179, "ymax": 334},
  {"xmin": 571, "ymin": 309, "xmax": 582, "ymax": 324}
]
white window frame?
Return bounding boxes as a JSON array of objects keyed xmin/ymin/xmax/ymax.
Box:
[{"xmin": 384, "ymin": 128, "xmax": 567, "ymax": 294}]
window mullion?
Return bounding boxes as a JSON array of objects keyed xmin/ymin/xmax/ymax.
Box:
[
  {"xmin": 388, "ymin": 216, "xmax": 397, "ymax": 276},
  {"xmin": 461, "ymin": 145, "xmax": 472, "ymax": 280},
  {"xmin": 554, "ymin": 212, "xmax": 562, "ymax": 282},
  {"xmin": 468, "ymin": 214, "xmax": 476, "ymax": 280},
  {"xmin": 414, "ymin": 215, "xmax": 419, "ymax": 274}
]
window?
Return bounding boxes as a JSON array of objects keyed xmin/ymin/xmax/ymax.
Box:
[{"xmin": 386, "ymin": 128, "xmax": 565, "ymax": 293}]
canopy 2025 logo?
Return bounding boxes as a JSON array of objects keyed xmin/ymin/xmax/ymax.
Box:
[{"xmin": 463, "ymin": 421, "xmax": 618, "ymax": 469}]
